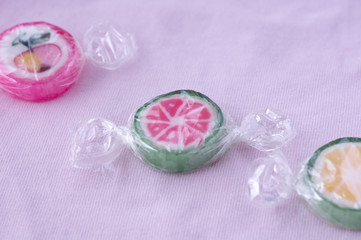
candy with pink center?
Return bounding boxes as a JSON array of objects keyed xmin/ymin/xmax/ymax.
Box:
[{"xmin": 0, "ymin": 22, "xmax": 84, "ymax": 101}]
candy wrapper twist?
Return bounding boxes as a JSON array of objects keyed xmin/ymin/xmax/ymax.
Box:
[
  {"xmin": 71, "ymin": 90, "xmax": 295, "ymax": 173},
  {"xmin": 248, "ymin": 137, "xmax": 361, "ymax": 229}
]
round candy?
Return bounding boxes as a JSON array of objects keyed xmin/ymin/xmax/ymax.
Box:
[
  {"xmin": 132, "ymin": 90, "xmax": 227, "ymax": 172},
  {"xmin": 303, "ymin": 137, "xmax": 361, "ymax": 229},
  {"xmin": 0, "ymin": 22, "xmax": 84, "ymax": 101}
]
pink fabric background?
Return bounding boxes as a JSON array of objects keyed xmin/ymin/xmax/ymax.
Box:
[{"xmin": 1, "ymin": 0, "xmax": 361, "ymax": 239}]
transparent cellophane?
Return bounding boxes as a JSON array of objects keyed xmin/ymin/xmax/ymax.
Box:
[
  {"xmin": 71, "ymin": 89, "xmax": 295, "ymax": 174},
  {"xmin": 248, "ymin": 137, "xmax": 361, "ymax": 230}
]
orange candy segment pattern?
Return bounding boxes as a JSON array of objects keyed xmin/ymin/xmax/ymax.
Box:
[{"xmin": 319, "ymin": 145, "xmax": 361, "ymax": 203}]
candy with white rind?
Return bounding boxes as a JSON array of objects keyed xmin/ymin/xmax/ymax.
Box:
[{"xmin": 0, "ymin": 21, "xmax": 83, "ymax": 101}]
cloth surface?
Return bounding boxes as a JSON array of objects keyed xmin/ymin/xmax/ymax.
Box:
[{"xmin": 1, "ymin": 0, "xmax": 361, "ymax": 239}]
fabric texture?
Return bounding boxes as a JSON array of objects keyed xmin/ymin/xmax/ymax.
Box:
[{"xmin": 1, "ymin": 0, "xmax": 361, "ymax": 239}]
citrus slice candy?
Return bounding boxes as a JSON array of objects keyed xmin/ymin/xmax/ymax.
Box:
[
  {"xmin": 303, "ymin": 137, "xmax": 361, "ymax": 229},
  {"xmin": 133, "ymin": 90, "xmax": 226, "ymax": 172},
  {"xmin": 0, "ymin": 22, "xmax": 83, "ymax": 101}
]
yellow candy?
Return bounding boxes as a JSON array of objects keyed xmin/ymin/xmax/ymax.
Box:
[
  {"xmin": 315, "ymin": 144, "xmax": 361, "ymax": 203},
  {"xmin": 15, "ymin": 51, "xmax": 41, "ymax": 73}
]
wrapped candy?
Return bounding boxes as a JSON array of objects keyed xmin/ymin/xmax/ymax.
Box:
[
  {"xmin": 71, "ymin": 89, "xmax": 295, "ymax": 173},
  {"xmin": 248, "ymin": 137, "xmax": 361, "ymax": 229},
  {"xmin": 0, "ymin": 21, "xmax": 136, "ymax": 101}
]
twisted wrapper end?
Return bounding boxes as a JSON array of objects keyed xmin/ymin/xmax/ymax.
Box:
[
  {"xmin": 239, "ymin": 108, "xmax": 296, "ymax": 151},
  {"xmin": 71, "ymin": 118, "xmax": 131, "ymax": 172},
  {"xmin": 242, "ymin": 109, "xmax": 296, "ymax": 205},
  {"xmin": 84, "ymin": 22, "xmax": 137, "ymax": 70},
  {"xmin": 247, "ymin": 151, "xmax": 295, "ymax": 205}
]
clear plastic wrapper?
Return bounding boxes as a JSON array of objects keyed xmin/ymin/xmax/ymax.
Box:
[
  {"xmin": 0, "ymin": 21, "xmax": 137, "ymax": 101},
  {"xmin": 71, "ymin": 89, "xmax": 295, "ymax": 173},
  {"xmin": 248, "ymin": 137, "xmax": 361, "ymax": 229},
  {"xmin": 84, "ymin": 22, "xmax": 137, "ymax": 70}
]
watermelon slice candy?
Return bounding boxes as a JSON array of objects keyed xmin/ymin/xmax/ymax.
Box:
[
  {"xmin": 71, "ymin": 89, "xmax": 295, "ymax": 174},
  {"xmin": 132, "ymin": 90, "xmax": 227, "ymax": 172}
]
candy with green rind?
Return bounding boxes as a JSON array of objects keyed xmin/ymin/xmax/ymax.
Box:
[
  {"xmin": 302, "ymin": 137, "xmax": 361, "ymax": 229},
  {"xmin": 132, "ymin": 90, "xmax": 228, "ymax": 172},
  {"xmin": 71, "ymin": 90, "xmax": 295, "ymax": 174}
]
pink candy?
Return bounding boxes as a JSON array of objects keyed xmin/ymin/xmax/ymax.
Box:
[{"xmin": 0, "ymin": 22, "xmax": 84, "ymax": 101}]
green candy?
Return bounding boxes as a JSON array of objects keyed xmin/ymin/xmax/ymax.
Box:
[
  {"xmin": 301, "ymin": 137, "xmax": 361, "ymax": 229},
  {"xmin": 132, "ymin": 90, "xmax": 227, "ymax": 173}
]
